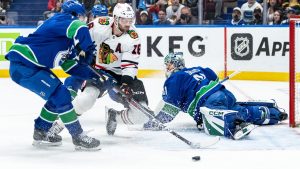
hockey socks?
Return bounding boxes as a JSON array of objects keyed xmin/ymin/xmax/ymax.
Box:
[
  {"xmin": 59, "ymin": 108, "xmax": 83, "ymax": 136},
  {"xmin": 35, "ymin": 106, "xmax": 59, "ymax": 131}
]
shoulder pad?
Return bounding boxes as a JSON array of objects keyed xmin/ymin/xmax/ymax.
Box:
[
  {"xmin": 127, "ymin": 30, "xmax": 139, "ymax": 39},
  {"xmin": 98, "ymin": 17, "xmax": 110, "ymax": 25}
]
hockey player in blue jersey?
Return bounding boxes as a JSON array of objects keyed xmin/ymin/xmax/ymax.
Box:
[
  {"xmin": 143, "ymin": 52, "xmax": 288, "ymax": 140},
  {"xmin": 5, "ymin": 0, "xmax": 104, "ymax": 150},
  {"xmin": 64, "ymin": 4, "xmax": 109, "ymax": 100}
]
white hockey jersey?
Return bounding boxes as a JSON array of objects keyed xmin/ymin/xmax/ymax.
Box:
[{"xmin": 88, "ymin": 17, "xmax": 141, "ymax": 79}]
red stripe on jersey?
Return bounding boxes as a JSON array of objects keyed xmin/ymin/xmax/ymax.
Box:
[
  {"xmin": 95, "ymin": 64, "xmax": 107, "ymax": 70},
  {"xmin": 121, "ymin": 63, "xmax": 136, "ymax": 68}
]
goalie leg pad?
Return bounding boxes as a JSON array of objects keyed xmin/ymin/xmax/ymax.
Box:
[{"xmin": 200, "ymin": 107, "xmax": 240, "ymax": 138}]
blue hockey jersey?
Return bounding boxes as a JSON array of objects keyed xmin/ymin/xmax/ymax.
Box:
[
  {"xmin": 6, "ymin": 13, "xmax": 95, "ymax": 71},
  {"xmin": 162, "ymin": 67, "xmax": 224, "ymax": 122}
]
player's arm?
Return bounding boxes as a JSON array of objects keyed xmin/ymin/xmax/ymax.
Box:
[
  {"xmin": 143, "ymin": 76, "xmax": 182, "ymax": 130},
  {"xmin": 67, "ymin": 20, "xmax": 96, "ymax": 65},
  {"xmin": 60, "ymin": 58, "xmax": 97, "ymax": 80}
]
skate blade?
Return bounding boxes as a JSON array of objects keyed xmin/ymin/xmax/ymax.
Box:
[
  {"xmin": 74, "ymin": 145, "xmax": 101, "ymax": 151},
  {"xmin": 32, "ymin": 140, "xmax": 62, "ymax": 147}
]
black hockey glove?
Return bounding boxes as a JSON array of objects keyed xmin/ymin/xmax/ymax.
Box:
[
  {"xmin": 120, "ymin": 83, "xmax": 133, "ymax": 98},
  {"xmin": 120, "ymin": 75, "xmax": 134, "ymax": 98}
]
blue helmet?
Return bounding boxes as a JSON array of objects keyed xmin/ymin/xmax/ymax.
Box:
[
  {"xmin": 91, "ymin": 4, "xmax": 108, "ymax": 17},
  {"xmin": 62, "ymin": 0, "xmax": 86, "ymax": 17}
]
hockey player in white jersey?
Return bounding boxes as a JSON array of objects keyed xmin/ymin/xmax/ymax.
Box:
[{"xmin": 52, "ymin": 3, "xmax": 150, "ymax": 136}]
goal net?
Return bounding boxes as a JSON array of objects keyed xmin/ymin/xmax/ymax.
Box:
[{"xmin": 289, "ymin": 16, "xmax": 300, "ymax": 127}]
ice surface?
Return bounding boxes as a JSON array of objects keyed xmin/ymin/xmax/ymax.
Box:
[{"xmin": 0, "ymin": 78, "xmax": 300, "ymax": 169}]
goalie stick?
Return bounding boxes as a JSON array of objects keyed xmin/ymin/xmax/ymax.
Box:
[{"xmin": 89, "ymin": 66, "xmax": 238, "ymax": 148}]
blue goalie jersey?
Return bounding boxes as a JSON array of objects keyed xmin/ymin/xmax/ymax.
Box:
[{"xmin": 162, "ymin": 67, "xmax": 224, "ymax": 122}]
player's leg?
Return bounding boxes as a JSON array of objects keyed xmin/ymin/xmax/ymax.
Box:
[
  {"xmin": 200, "ymin": 89, "xmax": 255, "ymax": 140},
  {"xmin": 200, "ymin": 107, "xmax": 256, "ymax": 140},
  {"xmin": 48, "ymin": 76, "xmax": 86, "ymax": 135},
  {"xmin": 43, "ymin": 84, "xmax": 100, "ymax": 150},
  {"xmin": 49, "ymin": 74, "xmax": 109, "ymax": 136},
  {"xmin": 106, "ymin": 78, "xmax": 150, "ymax": 135},
  {"xmin": 237, "ymin": 100, "xmax": 288, "ymax": 125},
  {"xmin": 9, "ymin": 62, "xmax": 62, "ymax": 145},
  {"xmin": 9, "ymin": 62, "xmax": 100, "ymax": 149},
  {"xmin": 64, "ymin": 76, "xmax": 85, "ymax": 100}
]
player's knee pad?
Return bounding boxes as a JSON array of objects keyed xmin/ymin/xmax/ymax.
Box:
[
  {"xmin": 200, "ymin": 107, "xmax": 239, "ymax": 138},
  {"xmin": 9, "ymin": 62, "xmax": 61, "ymax": 100},
  {"xmin": 130, "ymin": 79, "xmax": 148, "ymax": 105},
  {"xmin": 72, "ymin": 85, "xmax": 100, "ymax": 115}
]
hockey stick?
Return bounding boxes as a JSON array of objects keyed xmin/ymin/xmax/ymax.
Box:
[
  {"xmin": 117, "ymin": 94, "xmax": 220, "ymax": 149},
  {"xmin": 219, "ymin": 71, "xmax": 240, "ymax": 84},
  {"xmin": 87, "ymin": 65, "xmax": 219, "ymax": 149}
]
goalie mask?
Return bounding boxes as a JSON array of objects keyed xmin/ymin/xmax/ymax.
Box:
[
  {"xmin": 164, "ymin": 52, "xmax": 185, "ymax": 78},
  {"xmin": 113, "ymin": 3, "xmax": 135, "ymax": 33}
]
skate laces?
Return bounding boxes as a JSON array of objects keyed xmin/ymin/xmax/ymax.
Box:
[
  {"xmin": 51, "ymin": 124, "xmax": 64, "ymax": 134},
  {"xmin": 79, "ymin": 134, "xmax": 93, "ymax": 144}
]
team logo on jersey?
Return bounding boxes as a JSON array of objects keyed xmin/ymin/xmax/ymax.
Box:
[
  {"xmin": 98, "ymin": 17, "xmax": 110, "ymax": 25},
  {"xmin": 98, "ymin": 42, "xmax": 118, "ymax": 64},
  {"xmin": 231, "ymin": 33, "xmax": 253, "ymax": 60},
  {"xmin": 127, "ymin": 30, "xmax": 138, "ymax": 39}
]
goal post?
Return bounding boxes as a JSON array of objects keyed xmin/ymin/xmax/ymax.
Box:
[{"xmin": 289, "ymin": 15, "xmax": 300, "ymax": 127}]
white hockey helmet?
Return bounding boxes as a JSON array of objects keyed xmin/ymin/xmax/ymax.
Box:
[
  {"xmin": 113, "ymin": 3, "xmax": 135, "ymax": 19},
  {"xmin": 113, "ymin": 3, "xmax": 135, "ymax": 32}
]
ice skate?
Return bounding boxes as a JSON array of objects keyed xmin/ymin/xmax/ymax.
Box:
[
  {"xmin": 48, "ymin": 120, "xmax": 65, "ymax": 135},
  {"xmin": 105, "ymin": 107, "xmax": 119, "ymax": 135},
  {"xmin": 32, "ymin": 128, "xmax": 62, "ymax": 147},
  {"xmin": 278, "ymin": 109, "xmax": 288, "ymax": 121},
  {"xmin": 72, "ymin": 133, "xmax": 101, "ymax": 151},
  {"xmin": 233, "ymin": 123, "xmax": 256, "ymax": 140}
]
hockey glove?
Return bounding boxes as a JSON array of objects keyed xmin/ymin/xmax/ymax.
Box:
[
  {"xmin": 81, "ymin": 68, "xmax": 115, "ymax": 97},
  {"xmin": 120, "ymin": 83, "xmax": 133, "ymax": 98},
  {"xmin": 79, "ymin": 44, "xmax": 97, "ymax": 65},
  {"xmin": 143, "ymin": 119, "xmax": 165, "ymax": 131}
]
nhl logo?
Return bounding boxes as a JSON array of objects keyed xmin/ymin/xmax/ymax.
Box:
[
  {"xmin": 231, "ymin": 33, "xmax": 253, "ymax": 60},
  {"xmin": 234, "ymin": 37, "xmax": 249, "ymax": 57}
]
